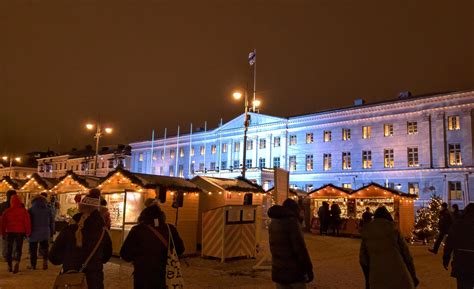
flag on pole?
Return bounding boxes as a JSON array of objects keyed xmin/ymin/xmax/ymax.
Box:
[{"xmin": 248, "ymin": 50, "xmax": 256, "ymax": 66}]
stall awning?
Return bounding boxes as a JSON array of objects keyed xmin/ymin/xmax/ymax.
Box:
[
  {"xmin": 351, "ymin": 183, "xmax": 417, "ymax": 199},
  {"xmin": 308, "ymin": 184, "xmax": 352, "ymax": 198},
  {"xmin": 20, "ymin": 173, "xmax": 59, "ymax": 192},
  {"xmin": 0, "ymin": 177, "xmax": 28, "ymax": 191},
  {"xmin": 191, "ymin": 176, "xmax": 265, "ymax": 194},
  {"xmin": 52, "ymin": 171, "xmax": 103, "ymax": 193}
]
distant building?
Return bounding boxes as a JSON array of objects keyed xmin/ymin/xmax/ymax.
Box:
[
  {"xmin": 0, "ymin": 151, "xmax": 55, "ymax": 180},
  {"xmin": 37, "ymin": 145, "xmax": 132, "ymax": 178},
  {"xmin": 130, "ymin": 90, "xmax": 474, "ymax": 209}
]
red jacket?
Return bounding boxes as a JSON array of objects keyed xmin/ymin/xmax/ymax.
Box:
[{"xmin": 1, "ymin": 195, "xmax": 31, "ymax": 236}]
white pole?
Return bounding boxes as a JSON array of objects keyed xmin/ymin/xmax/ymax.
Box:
[
  {"xmin": 175, "ymin": 126, "xmax": 180, "ymax": 177},
  {"xmin": 163, "ymin": 128, "xmax": 167, "ymax": 176},
  {"xmin": 218, "ymin": 118, "xmax": 223, "ymax": 173},
  {"xmin": 150, "ymin": 129, "xmax": 155, "ymax": 174},
  {"xmin": 188, "ymin": 123, "xmax": 193, "ymax": 177},
  {"xmin": 252, "ymin": 48, "xmax": 257, "ymax": 112},
  {"xmin": 204, "ymin": 121, "xmax": 207, "ymax": 172}
]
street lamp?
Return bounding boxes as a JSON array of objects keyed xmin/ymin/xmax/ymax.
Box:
[
  {"xmin": 2, "ymin": 156, "xmax": 21, "ymax": 178},
  {"xmin": 85, "ymin": 122, "xmax": 113, "ymax": 176},
  {"xmin": 232, "ymin": 90, "xmax": 261, "ymax": 178}
]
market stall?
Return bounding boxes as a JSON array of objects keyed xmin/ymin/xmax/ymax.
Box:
[
  {"xmin": 0, "ymin": 177, "xmax": 27, "ymax": 203},
  {"xmin": 307, "ymin": 184, "xmax": 357, "ymax": 235},
  {"xmin": 98, "ymin": 169, "xmax": 202, "ymax": 255},
  {"xmin": 19, "ymin": 174, "xmax": 59, "ymax": 208},
  {"xmin": 351, "ymin": 183, "xmax": 416, "ymax": 238}
]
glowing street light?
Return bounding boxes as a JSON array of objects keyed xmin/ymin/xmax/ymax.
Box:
[
  {"xmin": 2, "ymin": 155, "xmax": 22, "ymax": 178},
  {"xmin": 85, "ymin": 122, "xmax": 114, "ymax": 176},
  {"xmin": 253, "ymin": 99, "xmax": 261, "ymax": 108}
]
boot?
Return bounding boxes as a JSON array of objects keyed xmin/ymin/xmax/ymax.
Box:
[
  {"xmin": 13, "ymin": 261, "xmax": 19, "ymax": 274},
  {"xmin": 7, "ymin": 261, "xmax": 12, "ymax": 272},
  {"xmin": 42, "ymin": 258, "xmax": 48, "ymax": 270}
]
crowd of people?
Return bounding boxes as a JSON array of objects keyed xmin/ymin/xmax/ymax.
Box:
[{"xmin": 316, "ymin": 201, "xmax": 342, "ymax": 236}]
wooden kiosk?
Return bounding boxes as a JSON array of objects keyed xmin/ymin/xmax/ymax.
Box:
[
  {"xmin": 307, "ymin": 184, "xmax": 357, "ymax": 235},
  {"xmin": 98, "ymin": 169, "xmax": 202, "ymax": 255},
  {"xmin": 351, "ymin": 183, "xmax": 416, "ymax": 238},
  {"xmin": 191, "ymin": 176, "xmax": 265, "ymax": 260},
  {"xmin": 0, "ymin": 177, "xmax": 27, "ymax": 203},
  {"xmin": 19, "ymin": 174, "xmax": 59, "ymax": 208}
]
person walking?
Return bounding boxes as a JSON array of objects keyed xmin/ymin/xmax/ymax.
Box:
[
  {"xmin": 317, "ymin": 201, "xmax": 330, "ymax": 235},
  {"xmin": 49, "ymin": 191, "xmax": 112, "ymax": 289},
  {"xmin": 360, "ymin": 206, "xmax": 419, "ymax": 289},
  {"xmin": 0, "ymin": 190, "xmax": 17, "ymax": 261},
  {"xmin": 120, "ymin": 205, "xmax": 185, "ymax": 289},
  {"xmin": 1, "ymin": 194, "xmax": 31, "ymax": 273},
  {"xmin": 28, "ymin": 194, "xmax": 54, "ymax": 270},
  {"xmin": 443, "ymin": 203, "xmax": 474, "ymax": 289},
  {"xmin": 451, "ymin": 204, "xmax": 461, "ymax": 221},
  {"xmin": 330, "ymin": 203, "xmax": 341, "ymax": 236},
  {"xmin": 268, "ymin": 198, "xmax": 314, "ymax": 289},
  {"xmin": 429, "ymin": 202, "xmax": 453, "ymax": 254}
]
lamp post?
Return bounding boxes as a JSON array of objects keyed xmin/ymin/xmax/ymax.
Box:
[
  {"xmin": 85, "ymin": 123, "xmax": 113, "ymax": 176},
  {"xmin": 232, "ymin": 91, "xmax": 261, "ymax": 178},
  {"xmin": 2, "ymin": 156, "xmax": 21, "ymax": 178}
]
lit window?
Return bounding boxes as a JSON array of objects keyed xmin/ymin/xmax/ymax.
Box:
[
  {"xmin": 139, "ymin": 153, "xmax": 144, "ymax": 162},
  {"xmin": 169, "ymin": 166, "xmax": 174, "ymax": 176},
  {"xmin": 384, "ymin": 124, "xmax": 393, "ymax": 137},
  {"xmin": 200, "ymin": 146, "xmax": 205, "ymax": 155},
  {"xmin": 190, "ymin": 163, "xmax": 195, "ymax": 174},
  {"xmin": 170, "ymin": 149, "xmax": 176, "ymax": 159},
  {"xmin": 384, "ymin": 149, "xmax": 394, "ymax": 168},
  {"xmin": 408, "ymin": 182, "xmax": 419, "ymax": 195},
  {"xmin": 247, "ymin": 140, "xmax": 253, "ymax": 150},
  {"xmin": 342, "ymin": 128, "xmax": 351, "ymax": 141},
  {"xmin": 323, "ymin": 154, "xmax": 332, "ymax": 171},
  {"xmin": 234, "ymin": 142, "xmax": 240, "ymax": 152},
  {"xmin": 407, "ymin": 122, "xmax": 418, "ymax": 135},
  {"xmin": 306, "ymin": 133, "xmax": 314, "ymax": 144},
  {"xmin": 362, "ymin": 150, "xmax": 372, "ymax": 169},
  {"xmin": 342, "ymin": 183, "xmax": 352, "ymax": 189},
  {"xmin": 289, "ymin": 135, "xmax": 297, "ymax": 145},
  {"xmin": 274, "ymin": 137, "xmax": 281, "ymax": 147},
  {"xmin": 222, "ymin": 143, "xmax": 228, "ymax": 153},
  {"xmin": 190, "ymin": 147, "xmax": 195, "ymax": 156},
  {"xmin": 407, "ymin": 147, "xmax": 419, "ymax": 167},
  {"xmin": 323, "ymin": 131, "xmax": 332, "ymax": 142},
  {"xmin": 211, "ymin": 145, "xmax": 217, "ymax": 154},
  {"xmin": 447, "ymin": 116, "xmax": 460, "ymax": 131},
  {"xmin": 305, "ymin": 154, "xmax": 313, "ymax": 171},
  {"xmin": 152, "ymin": 153, "xmax": 157, "ymax": 161},
  {"xmin": 342, "ymin": 152, "xmax": 351, "ymax": 170},
  {"xmin": 179, "ymin": 148, "xmax": 184, "ymax": 157},
  {"xmin": 259, "ymin": 158, "xmax": 266, "ymax": 168},
  {"xmin": 259, "ymin": 139, "xmax": 266, "ymax": 149},
  {"xmin": 448, "ymin": 144, "xmax": 462, "ymax": 166},
  {"xmin": 449, "ymin": 181, "xmax": 462, "ymax": 200},
  {"xmin": 289, "ymin": 156, "xmax": 296, "ymax": 171},
  {"xmin": 362, "ymin": 126, "xmax": 371, "ymax": 139},
  {"xmin": 273, "ymin": 157, "xmax": 280, "ymax": 168},
  {"xmin": 305, "ymin": 184, "xmax": 314, "ymax": 192},
  {"xmin": 178, "ymin": 165, "xmax": 184, "ymax": 177},
  {"xmin": 199, "ymin": 163, "xmax": 205, "ymax": 171},
  {"xmin": 160, "ymin": 149, "xmax": 165, "ymax": 160}
]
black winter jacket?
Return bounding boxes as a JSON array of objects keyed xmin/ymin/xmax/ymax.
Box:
[
  {"xmin": 49, "ymin": 210, "xmax": 112, "ymax": 289},
  {"xmin": 268, "ymin": 205, "xmax": 313, "ymax": 284},
  {"xmin": 120, "ymin": 223, "xmax": 184, "ymax": 289},
  {"xmin": 438, "ymin": 209, "xmax": 453, "ymax": 233}
]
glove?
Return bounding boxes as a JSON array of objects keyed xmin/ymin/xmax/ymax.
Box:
[
  {"xmin": 305, "ymin": 271, "xmax": 314, "ymax": 283},
  {"xmin": 413, "ymin": 276, "xmax": 419, "ymax": 287}
]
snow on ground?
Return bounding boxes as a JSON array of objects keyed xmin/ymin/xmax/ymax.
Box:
[{"xmin": 0, "ymin": 234, "xmax": 456, "ymax": 289}]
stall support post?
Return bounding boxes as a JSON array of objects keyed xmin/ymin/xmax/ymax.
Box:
[{"xmin": 121, "ymin": 190, "xmax": 128, "ymax": 245}]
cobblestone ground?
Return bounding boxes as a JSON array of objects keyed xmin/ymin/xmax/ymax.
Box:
[{"xmin": 0, "ymin": 234, "xmax": 456, "ymax": 289}]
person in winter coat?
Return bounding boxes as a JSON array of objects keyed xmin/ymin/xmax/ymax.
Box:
[
  {"xmin": 429, "ymin": 202, "xmax": 453, "ymax": 254},
  {"xmin": 360, "ymin": 206, "xmax": 419, "ymax": 289},
  {"xmin": 317, "ymin": 201, "xmax": 330, "ymax": 235},
  {"xmin": 0, "ymin": 190, "xmax": 17, "ymax": 261},
  {"xmin": 330, "ymin": 203, "xmax": 342, "ymax": 236},
  {"xmin": 268, "ymin": 198, "xmax": 314, "ymax": 289},
  {"xmin": 28, "ymin": 194, "xmax": 55, "ymax": 270},
  {"xmin": 120, "ymin": 205, "xmax": 185, "ymax": 289},
  {"xmin": 1, "ymin": 194, "xmax": 31, "ymax": 273},
  {"xmin": 100, "ymin": 198, "xmax": 111, "ymax": 230},
  {"xmin": 451, "ymin": 204, "xmax": 461, "ymax": 221},
  {"xmin": 49, "ymin": 192, "xmax": 112, "ymax": 289},
  {"xmin": 443, "ymin": 203, "xmax": 474, "ymax": 289}
]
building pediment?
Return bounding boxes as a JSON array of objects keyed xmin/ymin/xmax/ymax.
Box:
[{"xmin": 217, "ymin": 113, "xmax": 286, "ymax": 132}]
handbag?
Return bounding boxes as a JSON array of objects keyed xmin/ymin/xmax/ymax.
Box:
[
  {"xmin": 52, "ymin": 228, "xmax": 106, "ymax": 289},
  {"xmin": 147, "ymin": 224, "xmax": 184, "ymax": 289}
]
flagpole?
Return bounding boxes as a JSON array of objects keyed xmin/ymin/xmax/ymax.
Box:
[
  {"xmin": 188, "ymin": 123, "xmax": 193, "ymax": 177},
  {"xmin": 163, "ymin": 128, "xmax": 167, "ymax": 175},
  {"xmin": 252, "ymin": 48, "xmax": 257, "ymax": 112},
  {"xmin": 150, "ymin": 129, "xmax": 155, "ymax": 174},
  {"xmin": 175, "ymin": 125, "xmax": 180, "ymax": 177}
]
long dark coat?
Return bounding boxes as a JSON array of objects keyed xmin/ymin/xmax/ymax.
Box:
[
  {"xmin": 120, "ymin": 223, "xmax": 184, "ymax": 289},
  {"xmin": 29, "ymin": 196, "xmax": 54, "ymax": 242},
  {"xmin": 360, "ymin": 218, "xmax": 417, "ymax": 289}
]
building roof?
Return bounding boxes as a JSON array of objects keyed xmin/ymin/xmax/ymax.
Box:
[
  {"xmin": 191, "ymin": 176, "xmax": 265, "ymax": 193},
  {"xmin": 25, "ymin": 173, "xmax": 60, "ymax": 190},
  {"xmin": 56, "ymin": 171, "xmax": 103, "ymax": 189},
  {"xmin": 265, "ymin": 187, "xmax": 306, "ymax": 197},
  {"xmin": 308, "ymin": 184, "xmax": 353, "ymax": 197},
  {"xmin": 352, "ymin": 182, "xmax": 417, "ymax": 198},
  {"xmin": 0, "ymin": 177, "xmax": 28, "ymax": 190}
]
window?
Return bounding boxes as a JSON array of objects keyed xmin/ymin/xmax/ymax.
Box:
[
  {"xmin": 305, "ymin": 184, "xmax": 314, "ymax": 192},
  {"xmin": 139, "ymin": 153, "xmax": 144, "ymax": 162},
  {"xmin": 234, "ymin": 142, "xmax": 240, "ymax": 152},
  {"xmin": 289, "ymin": 135, "xmax": 297, "ymax": 145},
  {"xmin": 306, "ymin": 133, "xmax": 314, "ymax": 144},
  {"xmin": 384, "ymin": 124, "xmax": 393, "ymax": 137},
  {"xmin": 384, "ymin": 149, "xmax": 394, "ymax": 168},
  {"xmin": 362, "ymin": 150, "xmax": 372, "ymax": 169},
  {"xmin": 342, "ymin": 183, "xmax": 352, "ymax": 189},
  {"xmin": 259, "ymin": 158, "xmax": 266, "ymax": 168},
  {"xmin": 210, "ymin": 162, "xmax": 216, "ymax": 170},
  {"xmin": 305, "ymin": 154, "xmax": 313, "ymax": 171},
  {"xmin": 247, "ymin": 140, "xmax": 253, "ymax": 150},
  {"xmin": 274, "ymin": 137, "xmax": 281, "ymax": 147},
  {"xmin": 160, "ymin": 149, "xmax": 165, "ymax": 160},
  {"xmin": 170, "ymin": 149, "xmax": 176, "ymax": 159},
  {"xmin": 407, "ymin": 147, "xmax": 419, "ymax": 167},
  {"xmin": 169, "ymin": 166, "xmax": 174, "ymax": 176},
  {"xmin": 408, "ymin": 182, "xmax": 419, "ymax": 195},
  {"xmin": 259, "ymin": 139, "xmax": 266, "ymax": 149},
  {"xmin": 221, "ymin": 161, "xmax": 227, "ymax": 169},
  {"xmin": 323, "ymin": 154, "xmax": 332, "ymax": 171},
  {"xmin": 199, "ymin": 163, "xmax": 205, "ymax": 171},
  {"xmin": 342, "ymin": 128, "xmax": 351, "ymax": 141},
  {"xmin": 190, "ymin": 147, "xmax": 195, "ymax": 156},
  {"xmin": 342, "ymin": 152, "xmax": 351, "ymax": 170},
  {"xmin": 448, "ymin": 115, "xmax": 460, "ymax": 131},
  {"xmin": 449, "ymin": 182, "xmax": 462, "ymax": 200},
  {"xmin": 222, "ymin": 143, "xmax": 228, "ymax": 153},
  {"xmin": 190, "ymin": 163, "xmax": 195, "ymax": 174},
  {"xmin": 200, "ymin": 146, "xmax": 205, "ymax": 155},
  {"xmin": 233, "ymin": 160, "xmax": 240, "ymax": 169},
  {"xmin": 152, "ymin": 153, "xmax": 157, "ymax": 161},
  {"xmin": 289, "ymin": 156, "xmax": 296, "ymax": 171},
  {"xmin": 407, "ymin": 122, "xmax": 418, "ymax": 135},
  {"xmin": 178, "ymin": 165, "xmax": 184, "ymax": 177},
  {"xmin": 246, "ymin": 159, "xmax": 252, "ymax": 168},
  {"xmin": 362, "ymin": 126, "xmax": 371, "ymax": 139},
  {"xmin": 179, "ymin": 148, "xmax": 184, "ymax": 157},
  {"xmin": 273, "ymin": 157, "xmax": 280, "ymax": 168},
  {"xmin": 448, "ymin": 144, "xmax": 462, "ymax": 166},
  {"xmin": 323, "ymin": 131, "xmax": 332, "ymax": 142},
  {"xmin": 211, "ymin": 145, "xmax": 217, "ymax": 154}
]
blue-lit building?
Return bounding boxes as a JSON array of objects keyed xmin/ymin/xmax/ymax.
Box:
[{"xmin": 130, "ymin": 90, "xmax": 474, "ymax": 209}]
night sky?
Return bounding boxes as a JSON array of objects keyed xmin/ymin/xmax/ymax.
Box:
[{"xmin": 1, "ymin": 0, "xmax": 473, "ymax": 155}]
